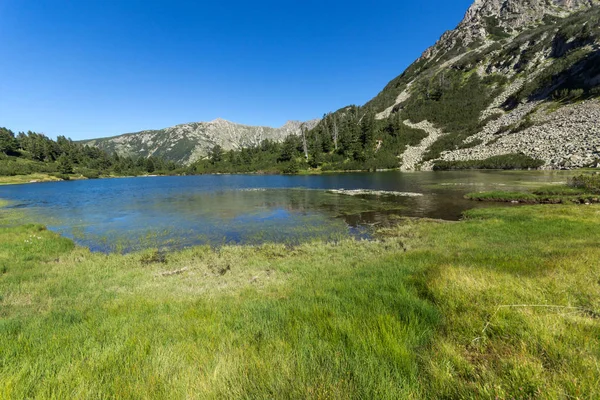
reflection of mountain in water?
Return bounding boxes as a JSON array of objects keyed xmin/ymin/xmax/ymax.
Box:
[
  {"xmin": 2, "ymin": 171, "xmax": 574, "ymax": 253},
  {"xmin": 132, "ymin": 189, "xmax": 409, "ymax": 222}
]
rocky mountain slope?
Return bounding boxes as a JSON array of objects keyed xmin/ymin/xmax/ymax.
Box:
[
  {"xmin": 82, "ymin": 119, "xmax": 319, "ymax": 165},
  {"xmin": 339, "ymin": 0, "xmax": 600, "ymax": 170}
]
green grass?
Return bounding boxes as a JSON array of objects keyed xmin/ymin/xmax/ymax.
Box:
[
  {"xmin": 0, "ymin": 173, "xmax": 64, "ymax": 185},
  {"xmin": 569, "ymin": 174, "xmax": 600, "ymax": 194},
  {"xmin": 466, "ymin": 176, "xmax": 600, "ymax": 204},
  {"xmin": 466, "ymin": 190, "xmax": 600, "ymax": 203},
  {"xmin": 1, "ymin": 202, "xmax": 599, "ymax": 398}
]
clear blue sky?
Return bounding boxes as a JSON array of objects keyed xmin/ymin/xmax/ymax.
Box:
[{"xmin": 0, "ymin": 0, "xmax": 473, "ymax": 140}]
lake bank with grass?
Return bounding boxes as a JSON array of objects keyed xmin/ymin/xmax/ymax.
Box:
[
  {"xmin": 466, "ymin": 173, "xmax": 600, "ymax": 204},
  {"xmin": 1, "ymin": 197, "xmax": 599, "ymax": 398}
]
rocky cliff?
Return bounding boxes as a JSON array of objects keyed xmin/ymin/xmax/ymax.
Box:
[{"xmin": 82, "ymin": 119, "xmax": 319, "ymax": 165}]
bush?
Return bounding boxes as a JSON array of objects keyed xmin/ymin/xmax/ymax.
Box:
[
  {"xmin": 433, "ymin": 154, "xmax": 545, "ymax": 170},
  {"xmin": 553, "ymin": 88, "xmax": 585, "ymax": 102},
  {"xmin": 79, "ymin": 168, "xmax": 101, "ymax": 179},
  {"xmin": 568, "ymin": 174, "xmax": 600, "ymax": 194},
  {"xmin": 282, "ymin": 160, "xmax": 300, "ymax": 174}
]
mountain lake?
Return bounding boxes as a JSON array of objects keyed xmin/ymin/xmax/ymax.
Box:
[{"xmin": 0, "ymin": 170, "xmax": 576, "ymax": 253}]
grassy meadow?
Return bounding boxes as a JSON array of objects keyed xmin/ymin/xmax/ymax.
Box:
[{"xmin": 0, "ymin": 200, "xmax": 599, "ymax": 398}]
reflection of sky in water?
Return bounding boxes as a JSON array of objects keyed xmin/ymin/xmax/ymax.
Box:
[{"xmin": 0, "ymin": 171, "xmax": 575, "ymax": 253}]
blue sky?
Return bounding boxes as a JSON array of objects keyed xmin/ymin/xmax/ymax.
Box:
[{"xmin": 0, "ymin": 0, "xmax": 473, "ymax": 140}]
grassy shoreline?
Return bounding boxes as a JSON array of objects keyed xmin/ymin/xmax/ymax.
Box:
[
  {"xmin": 1, "ymin": 201, "xmax": 599, "ymax": 398},
  {"xmin": 466, "ymin": 174, "xmax": 600, "ymax": 204},
  {"xmin": 0, "ymin": 173, "xmax": 175, "ymax": 186}
]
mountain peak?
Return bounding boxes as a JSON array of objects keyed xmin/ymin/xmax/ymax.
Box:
[
  {"xmin": 422, "ymin": 0, "xmax": 599, "ymax": 60},
  {"xmin": 209, "ymin": 117, "xmax": 230, "ymax": 124}
]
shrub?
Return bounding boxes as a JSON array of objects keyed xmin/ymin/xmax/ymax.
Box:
[
  {"xmin": 568, "ymin": 174, "xmax": 600, "ymax": 194},
  {"xmin": 282, "ymin": 160, "xmax": 300, "ymax": 174},
  {"xmin": 140, "ymin": 249, "xmax": 167, "ymax": 265},
  {"xmin": 79, "ymin": 169, "xmax": 101, "ymax": 179},
  {"xmin": 433, "ymin": 154, "xmax": 545, "ymax": 170}
]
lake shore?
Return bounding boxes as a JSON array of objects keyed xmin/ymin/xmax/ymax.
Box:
[
  {"xmin": 1, "ymin": 167, "xmax": 597, "ymax": 186},
  {"xmin": 1, "ymin": 199, "xmax": 598, "ymax": 398}
]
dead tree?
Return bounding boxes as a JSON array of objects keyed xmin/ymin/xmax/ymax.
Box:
[
  {"xmin": 301, "ymin": 123, "xmax": 309, "ymax": 161},
  {"xmin": 332, "ymin": 115, "xmax": 339, "ymax": 151}
]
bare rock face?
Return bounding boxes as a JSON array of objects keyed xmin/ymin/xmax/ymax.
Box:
[
  {"xmin": 421, "ymin": 0, "xmax": 599, "ymax": 60},
  {"xmin": 82, "ymin": 119, "xmax": 319, "ymax": 165}
]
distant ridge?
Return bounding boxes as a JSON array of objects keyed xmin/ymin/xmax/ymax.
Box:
[{"xmin": 81, "ymin": 119, "xmax": 319, "ymax": 165}]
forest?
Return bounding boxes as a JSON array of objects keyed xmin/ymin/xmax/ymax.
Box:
[{"xmin": 0, "ymin": 127, "xmax": 181, "ymax": 179}]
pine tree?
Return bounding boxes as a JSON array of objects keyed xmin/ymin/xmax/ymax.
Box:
[
  {"xmin": 0, "ymin": 128, "xmax": 18, "ymax": 155},
  {"xmin": 360, "ymin": 111, "xmax": 377, "ymax": 160},
  {"xmin": 209, "ymin": 145, "xmax": 224, "ymax": 164},
  {"xmin": 57, "ymin": 154, "xmax": 74, "ymax": 174}
]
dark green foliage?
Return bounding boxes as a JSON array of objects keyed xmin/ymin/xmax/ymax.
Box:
[
  {"xmin": 57, "ymin": 155, "xmax": 74, "ymax": 175},
  {"xmin": 453, "ymin": 51, "xmax": 485, "ymax": 71},
  {"xmin": 551, "ymin": 21, "xmax": 596, "ymax": 58},
  {"xmin": 484, "ymin": 16, "xmax": 511, "ymax": 40},
  {"xmin": 507, "ymin": 49, "xmax": 600, "ymax": 108},
  {"xmin": 552, "ymin": 88, "xmax": 585, "ymax": 101},
  {"xmin": 188, "ymin": 111, "xmax": 428, "ymax": 174},
  {"xmin": 542, "ymin": 14, "xmax": 562, "ymax": 25},
  {"xmin": 0, "ymin": 128, "xmax": 19, "ymax": 155},
  {"xmin": 393, "ymin": 71, "xmax": 503, "ymax": 161},
  {"xmin": 568, "ymin": 174, "xmax": 600, "ymax": 194},
  {"xmin": 433, "ymin": 154, "xmax": 545, "ymax": 170},
  {"xmin": 278, "ymin": 135, "xmax": 300, "ymax": 162},
  {"xmin": 0, "ymin": 127, "xmax": 182, "ymax": 178},
  {"xmin": 403, "ymin": 71, "xmax": 500, "ymax": 139},
  {"xmin": 364, "ymin": 58, "xmax": 429, "ymax": 113},
  {"xmin": 208, "ymin": 145, "xmax": 224, "ymax": 164},
  {"xmin": 282, "ymin": 159, "xmax": 300, "ymax": 174},
  {"xmin": 458, "ymin": 138, "xmax": 483, "ymax": 149},
  {"xmin": 78, "ymin": 168, "xmax": 100, "ymax": 179}
]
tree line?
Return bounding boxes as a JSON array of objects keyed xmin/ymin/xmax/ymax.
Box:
[
  {"xmin": 190, "ymin": 109, "xmax": 428, "ymax": 174},
  {"xmin": 0, "ymin": 127, "xmax": 181, "ymax": 178}
]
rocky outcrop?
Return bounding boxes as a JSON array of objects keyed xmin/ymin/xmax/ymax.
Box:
[
  {"xmin": 421, "ymin": 0, "xmax": 599, "ymax": 61},
  {"xmin": 400, "ymin": 121, "xmax": 445, "ymax": 171},
  {"xmin": 82, "ymin": 119, "xmax": 319, "ymax": 165}
]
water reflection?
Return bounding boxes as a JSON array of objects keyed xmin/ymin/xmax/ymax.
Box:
[{"xmin": 0, "ymin": 170, "xmax": 576, "ymax": 253}]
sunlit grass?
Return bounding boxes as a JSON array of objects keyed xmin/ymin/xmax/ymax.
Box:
[
  {"xmin": 0, "ymin": 201, "xmax": 599, "ymax": 398},
  {"xmin": 0, "ymin": 174, "xmax": 63, "ymax": 185},
  {"xmin": 466, "ymin": 177, "xmax": 600, "ymax": 203}
]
